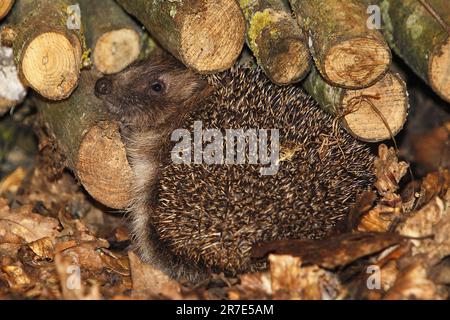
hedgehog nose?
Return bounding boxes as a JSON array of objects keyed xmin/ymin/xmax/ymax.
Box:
[{"xmin": 95, "ymin": 77, "xmax": 113, "ymax": 96}]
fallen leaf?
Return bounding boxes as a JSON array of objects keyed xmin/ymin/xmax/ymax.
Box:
[
  {"xmin": 0, "ymin": 167, "xmax": 27, "ymax": 195},
  {"xmin": 229, "ymin": 273, "xmax": 272, "ymax": 300},
  {"xmin": 54, "ymin": 252, "xmax": 102, "ymax": 300},
  {"xmin": 374, "ymin": 144, "xmax": 409, "ymax": 197},
  {"xmin": 128, "ymin": 252, "xmax": 182, "ymax": 299},
  {"xmin": 269, "ymin": 255, "xmax": 342, "ymax": 300},
  {"xmin": 1, "ymin": 264, "xmax": 31, "ymax": 288},
  {"xmin": 0, "ymin": 203, "xmax": 60, "ymax": 243},
  {"xmin": 384, "ymin": 262, "xmax": 444, "ymax": 300},
  {"xmin": 398, "ymin": 194, "xmax": 450, "ymax": 265},
  {"xmin": 358, "ymin": 145, "xmax": 408, "ymax": 232},
  {"xmin": 27, "ymin": 237, "xmax": 54, "ymax": 260}
]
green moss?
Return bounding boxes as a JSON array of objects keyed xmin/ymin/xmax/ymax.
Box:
[
  {"xmin": 248, "ymin": 9, "xmax": 273, "ymax": 56},
  {"xmin": 406, "ymin": 8, "xmax": 423, "ymax": 40},
  {"xmin": 379, "ymin": 0, "xmax": 395, "ymax": 49},
  {"xmin": 239, "ymin": 0, "xmax": 253, "ymax": 19}
]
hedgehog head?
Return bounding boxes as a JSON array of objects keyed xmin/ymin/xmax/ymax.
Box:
[{"xmin": 95, "ymin": 53, "xmax": 209, "ymax": 131}]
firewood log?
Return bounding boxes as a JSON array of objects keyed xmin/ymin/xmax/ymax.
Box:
[
  {"xmin": 116, "ymin": 0, "xmax": 246, "ymax": 73},
  {"xmin": 290, "ymin": 0, "xmax": 392, "ymax": 89}
]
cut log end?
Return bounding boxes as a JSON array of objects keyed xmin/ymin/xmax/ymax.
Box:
[
  {"xmin": 263, "ymin": 38, "xmax": 311, "ymax": 85},
  {"xmin": 342, "ymin": 73, "xmax": 408, "ymax": 142},
  {"xmin": 0, "ymin": 0, "xmax": 14, "ymax": 20},
  {"xmin": 180, "ymin": 0, "xmax": 245, "ymax": 73},
  {"xmin": 430, "ymin": 37, "xmax": 450, "ymax": 103},
  {"xmin": 93, "ymin": 28, "xmax": 141, "ymax": 74},
  {"xmin": 21, "ymin": 32, "xmax": 80, "ymax": 100},
  {"xmin": 76, "ymin": 123, "xmax": 133, "ymax": 210},
  {"xmin": 324, "ymin": 37, "xmax": 391, "ymax": 88}
]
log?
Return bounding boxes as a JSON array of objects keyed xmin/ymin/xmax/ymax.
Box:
[
  {"xmin": 78, "ymin": 0, "xmax": 141, "ymax": 74},
  {"xmin": 304, "ymin": 67, "xmax": 409, "ymax": 142},
  {"xmin": 116, "ymin": 0, "xmax": 246, "ymax": 73},
  {"xmin": 0, "ymin": 0, "xmax": 15, "ymax": 20},
  {"xmin": 289, "ymin": 0, "xmax": 391, "ymax": 89},
  {"xmin": 368, "ymin": 0, "xmax": 450, "ymax": 103},
  {"xmin": 0, "ymin": 25, "xmax": 26, "ymax": 115},
  {"xmin": 34, "ymin": 70, "xmax": 133, "ymax": 209},
  {"xmin": 2, "ymin": 0, "xmax": 84, "ymax": 100},
  {"xmin": 239, "ymin": 0, "xmax": 311, "ymax": 85}
]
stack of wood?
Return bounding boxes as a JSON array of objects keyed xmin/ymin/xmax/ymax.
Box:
[{"xmin": 0, "ymin": 0, "xmax": 448, "ymax": 209}]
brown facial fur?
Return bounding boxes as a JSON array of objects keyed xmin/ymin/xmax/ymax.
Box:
[{"xmin": 95, "ymin": 53, "xmax": 209, "ymax": 132}]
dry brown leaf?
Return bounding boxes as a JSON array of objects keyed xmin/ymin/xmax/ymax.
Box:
[
  {"xmin": 398, "ymin": 194, "xmax": 450, "ymax": 265},
  {"xmin": 54, "ymin": 252, "xmax": 102, "ymax": 300},
  {"xmin": 269, "ymin": 255, "xmax": 342, "ymax": 300},
  {"xmin": 128, "ymin": 251, "xmax": 182, "ymax": 299},
  {"xmin": 59, "ymin": 240, "xmax": 109, "ymax": 272},
  {"xmin": 114, "ymin": 226, "xmax": 130, "ymax": 242},
  {"xmin": 0, "ymin": 201, "xmax": 60, "ymax": 243},
  {"xmin": 415, "ymin": 170, "xmax": 450, "ymax": 209},
  {"xmin": 358, "ymin": 144, "xmax": 408, "ymax": 232},
  {"xmin": 374, "ymin": 144, "xmax": 409, "ymax": 196},
  {"xmin": 384, "ymin": 262, "xmax": 444, "ymax": 300},
  {"xmin": 27, "ymin": 237, "xmax": 54, "ymax": 260},
  {"xmin": 0, "ymin": 243, "xmax": 21, "ymax": 258},
  {"xmin": 0, "ymin": 167, "xmax": 27, "ymax": 195},
  {"xmin": 380, "ymin": 260, "xmax": 399, "ymax": 292},
  {"xmin": 1, "ymin": 264, "xmax": 31, "ymax": 288},
  {"xmin": 229, "ymin": 273, "xmax": 272, "ymax": 300},
  {"xmin": 99, "ymin": 249, "xmax": 130, "ymax": 276}
]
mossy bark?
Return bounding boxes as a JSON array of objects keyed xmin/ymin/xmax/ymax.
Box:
[
  {"xmin": 304, "ymin": 67, "xmax": 409, "ymax": 142},
  {"xmin": 78, "ymin": 0, "xmax": 141, "ymax": 74},
  {"xmin": 34, "ymin": 70, "xmax": 133, "ymax": 209},
  {"xmin": 0, "ymin": 0, "xmax": 15, "ymax": 20},
  {"xmin": 290, "ymin": 0, "xmax": 391, "ymax": 89},
  {"xmin": 367, "ymin": 0, "xmax": 450, "ymax": 103},
  {"xmin": 3, "ymin": 0, "xmax": 85, "ymax": 100},
  {"xmin": 239, "ymin": 0, "xmax": 311, "ymax": 85},
  {"xmin": 116, "ymin": 0, "xmax": 245, "ymax": 73}
]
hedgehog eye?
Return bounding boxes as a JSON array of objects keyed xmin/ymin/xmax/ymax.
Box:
[{"xmin": 150, "ymin": 81, "xmax": 165, "ymax": 93}]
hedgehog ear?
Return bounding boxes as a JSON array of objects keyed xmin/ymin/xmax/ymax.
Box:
[{"xmin": 183, "ymin": 77, "xmax": 213, "ymax": 106}]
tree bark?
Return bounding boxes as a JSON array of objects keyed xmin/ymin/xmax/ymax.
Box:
[
  {"xmin": 0, "ymin": 0, "xmax": 15, "ymax": 20},
  {"xmin": 304, "ymin": 67, "xmax": 409, "ymax": 142},
  {"xmin": 367, "ymin": 0, "xmax": 450, "ymax": 103},
  {"xmin": 290, "ymin": 0, "xmax": 391, "ymax": 89},
  {"xmin": 78, "ymin": 0, "xmax": 141, "ymax": 75},
  {"xmin": 116, "ymin": 0, "xmax": 246, "ymax": 73},
  {"xmin": 2, "ymin": 0, "xmax": 84, "ymax": 100},
  {"xmin": 239, "ymin": 0, "xmax": 311, "ymax": 85},
  {"xmin": 34, "ymin": 70, "xmax": 133, "ymax": 210}
]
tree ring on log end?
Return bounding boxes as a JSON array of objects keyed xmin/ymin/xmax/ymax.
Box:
[
  {"xmin": 21, "ymin": 32, "xmax": 80, "ymax": 100},
  {"xmin": 324, "ymin": 37, "xmax": 391, "ymax": 89},
  {"xmin": 341, "ymin": 73, "xmax": 408, "ymax": 143},
  {"xmin": 93, "ymin": 28, "xmax": 141, "ymax": 74},
  {"xmin": 262, "ymin": 38, "xmax": 311, "ymax": 85},
  {"xmin": 77, "ymin": 123, "xmax": 133, "ymax": 209},
  {"xmin": 430, "ymin": 37, "xmax": 450, "ymax": 103},
  {"xmin": 180, "ymin": 0, "xmax": 245, "ymax": 73}
]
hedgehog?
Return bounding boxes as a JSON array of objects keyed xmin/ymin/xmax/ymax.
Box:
[{"xmin": 95, "ymin": 53, "xmax": 375, "ymax": 283}]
